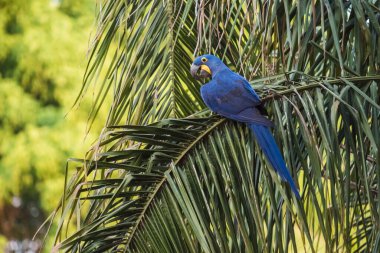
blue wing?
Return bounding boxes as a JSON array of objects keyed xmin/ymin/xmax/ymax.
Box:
[
  {"xmin": 240, "ymin": 77, "xmax": 261, "ymax": 103},
  {"xmin": 200, "ymin": 72, "xmax": 273, "ymax": 127}
]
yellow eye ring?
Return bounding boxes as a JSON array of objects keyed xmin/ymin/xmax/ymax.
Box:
[{"xmin": 201, "ymin": 57, "xmax": 207, "ymax": 63}]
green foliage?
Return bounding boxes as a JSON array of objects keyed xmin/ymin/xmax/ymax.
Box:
[
  {"xmin": 0, "ymin": 80, "xmax": 39, "ymax": 133},
  {"xmin": 0, "ymin": 0, "xmax": 99, "ymax": 248},
  {"xmin": 59, "ymin": 0, "xmax": 93, "ymax": 18},
  {"xmin": 50, "ymin": 0, "xmax": 380, "ymax": 252},
  {"xmin": 0, "ymin": 235, "xmax": 7, "ymax": 251},
  {"xmin": 53, "ymin": 76, "xmax": 380, "ymax": 253}
]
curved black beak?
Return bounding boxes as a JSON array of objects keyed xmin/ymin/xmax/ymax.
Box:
[
  {"xmin": 190, "ymin": 64, "xmax": 200, "ymax": 79},
  {"xmin": 190, "ymin": 63, "xmax": 211, "ymax": 80}
]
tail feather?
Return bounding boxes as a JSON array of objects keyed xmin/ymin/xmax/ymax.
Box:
[{"xmin": 249, "ymin": 124, "xmax": 301, "ymax": 199}]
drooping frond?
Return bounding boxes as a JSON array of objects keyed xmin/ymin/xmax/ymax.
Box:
[
  {"xmin": 77, "ymin": 0, "xmax": 202, "ymax": 128},
  {"xmin": 78, "ymin": 0, "xmax": 380, "ymax": 129},
  {"xmin": 53, "ymin": 76, "xmax": 380, "ymax": 252},
  {"xmin": 48, "ymin": 0, "xmax": 380, "ymax": 252}
]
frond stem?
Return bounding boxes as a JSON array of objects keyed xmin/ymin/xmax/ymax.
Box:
[{"xmin": 124, "ymin": 117, "xmax": 227, "ymax": 249}]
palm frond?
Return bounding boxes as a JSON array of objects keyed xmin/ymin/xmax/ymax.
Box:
[
  {"xmin": 52, "ymin": 76, "xmax": 380, "ymax": 252},
  {"xmin": 78, "ymin": 0, "xmax": 380, "ymax": 129},
  {"xmin": 77, "ymin": 0, "xmax": 201, "ymax": 128},
  {"xmin": 48, "ymin": 0, "xmax": 380, "ymax": 252}
]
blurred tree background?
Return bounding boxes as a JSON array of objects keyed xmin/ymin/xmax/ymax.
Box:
[{"xmin": 0, "ymin": 0, "xmax": 102, "ymax": 251}]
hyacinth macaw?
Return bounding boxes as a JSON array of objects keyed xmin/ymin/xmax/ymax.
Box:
[{"xmin": 190, "ymin": 54, "xmax": 300, "ymax": 199}]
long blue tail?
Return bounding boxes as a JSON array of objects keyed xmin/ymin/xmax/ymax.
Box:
[{"xmin": 249, "ymin": 124, "xmax": 301, "ymax": 199}]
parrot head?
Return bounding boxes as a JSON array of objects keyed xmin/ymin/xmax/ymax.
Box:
[{"xmin": 190, "ymin": 54, "xmax": 225, "ymax": 80}]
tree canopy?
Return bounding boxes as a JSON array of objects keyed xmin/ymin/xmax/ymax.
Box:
[{"xmin": 0, "ymin": 0, "xmax": 100, "ymax": 251}]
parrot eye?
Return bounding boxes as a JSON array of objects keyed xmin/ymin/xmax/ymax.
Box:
[{"xmin": 201, "ymin": 57, "xmax": 208, "ymax": 63}]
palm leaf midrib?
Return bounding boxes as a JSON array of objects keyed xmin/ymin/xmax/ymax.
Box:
[{"xmin": 124, "ymin": 116, "xmax": 226, "ymax": 247}]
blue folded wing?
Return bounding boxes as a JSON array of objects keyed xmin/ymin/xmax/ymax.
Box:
[
  {"xmin": 241, "ymin": 78, "xmax": 261, "ymax": 103},
  {"xmin": 217, "ymin": 107, "xmax": 274, "ymax": 127}
]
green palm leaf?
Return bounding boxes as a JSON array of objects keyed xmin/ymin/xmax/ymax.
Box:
[
  {"xmin": 77, "ymin": 0, "xmax": 202, "ymax": 128},
  {"xmin": 47, "ymin": 0, "xmax": 380, "ymax": 252},
  {"xmin": 51, "ymin": 75, "xmax": 379, "ymax": 252},
  {"xmin": 77, "ymin": 0, "xmax": 380, "ymax": 129}
]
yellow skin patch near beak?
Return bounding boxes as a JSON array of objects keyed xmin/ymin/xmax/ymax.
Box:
[{"xmin": 200, "ymin": 64, "xmax": 211, "ymax": 75}]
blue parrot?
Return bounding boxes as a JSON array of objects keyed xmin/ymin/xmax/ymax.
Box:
[{"xmin": 190, "ymin": 54, "xmax": 300, "ymax": 199}]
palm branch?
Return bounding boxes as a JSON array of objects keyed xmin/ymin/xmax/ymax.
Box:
[{"xmin": 47, "ymin": 0, "xmax": 380, "ymax": 252}]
